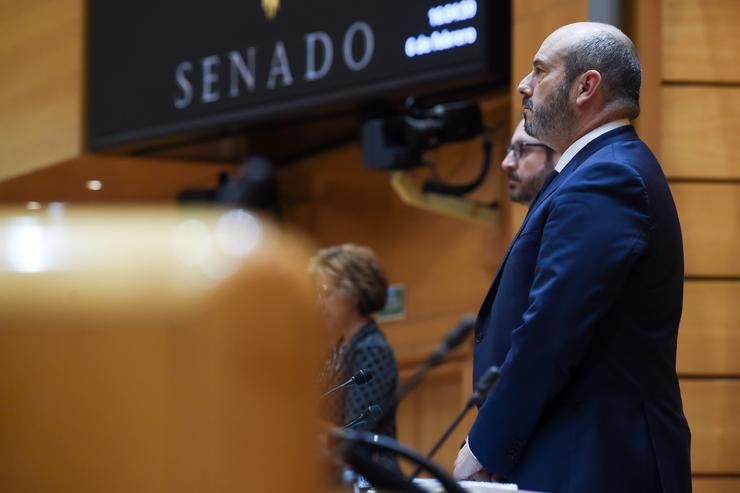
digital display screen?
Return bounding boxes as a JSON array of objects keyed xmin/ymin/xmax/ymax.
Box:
[{"xmin": 87, "ymin": 0, "xmax": 509, "ymax": 150}]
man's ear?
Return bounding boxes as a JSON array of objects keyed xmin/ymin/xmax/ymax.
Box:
[{"xmin": 575, "ymin": 69, "xmax": 602, "ymax": 106}]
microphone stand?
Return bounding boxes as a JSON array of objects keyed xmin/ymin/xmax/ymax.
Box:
[
  {"xmin": 396, "ymin": 314, "xmax": 475, "ymax": 403},
  {"xmin": 409, "ymin": 366, "xmax": 501, "ymax": 479},
  {"xmin": 344, "ymin": 404, "xmax": 382, "ymax": 430},
  {"xmin": 320, "ymin": 368, "xmax": 373, "ymax": 401},
  {"xmin": 372, "ymin": 314, "xmax": 475, "ymax": 439}
]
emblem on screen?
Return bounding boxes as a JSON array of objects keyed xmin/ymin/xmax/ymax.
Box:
[{"xmin": 262, "ymin": 0, "xmax": 280, "ymax": 20}]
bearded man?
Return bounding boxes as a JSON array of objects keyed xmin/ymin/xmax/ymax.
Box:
[
  {"xmin": 454, "ymin": 22, "xmax": 691, "ymax": 493},
  {"xmin": 502, "ymin": 119, "xmax": 559, "ymax": 206}
]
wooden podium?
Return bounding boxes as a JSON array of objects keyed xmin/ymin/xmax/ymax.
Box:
[{"xmin": 0, "ymin": 206, "xmax": 326, "ymax": 492}]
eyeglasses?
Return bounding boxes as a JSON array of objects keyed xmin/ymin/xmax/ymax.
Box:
[{"xmin": 505, "ymin": 142, "xmax": 550, "ymax": 160}]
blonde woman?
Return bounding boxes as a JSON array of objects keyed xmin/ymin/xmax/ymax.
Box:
[{"xmin": 311, "ymin": 244, "xmax": 399, "ymax": 468}]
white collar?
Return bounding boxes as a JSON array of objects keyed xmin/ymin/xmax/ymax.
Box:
[{"xmin": 554, "ymin": 119, "xmax": 631, "ymax": 173}]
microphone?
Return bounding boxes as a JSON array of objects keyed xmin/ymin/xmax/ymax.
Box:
[
  {"xmin": 396, "ymin": 314, "xmax": 475, "ymax": 402},
  {"xmin": 344, "ymin": 404, "xmax": 383, "ymax": 429},
  {"xmin": 320, "ymin": 368, "xmax": 374, "ymax": 400},
  {"xmin": 428, "ymin": 314, "xmax": 477, "ymax": 366},
  {"xmin": 351, "ymin": 368, "xmax": 373, "ymax": 385},
  {"xmin": 409, "ymin": 366, "xmax": 501, "ymax": 479}
]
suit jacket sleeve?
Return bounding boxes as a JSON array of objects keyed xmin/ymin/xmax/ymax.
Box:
[{"xmin": 468, "ymin": 160, "xmax": 652, "ymax": 478}]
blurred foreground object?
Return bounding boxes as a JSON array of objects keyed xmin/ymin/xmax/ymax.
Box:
[{"xmin": 0, "ymin": 205, "xmax": 324, "ymax": 492}]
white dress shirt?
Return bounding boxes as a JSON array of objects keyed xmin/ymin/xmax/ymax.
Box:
[{"xmin": 554, "ymin": 119, "xmax": 631, "ymax": 173}]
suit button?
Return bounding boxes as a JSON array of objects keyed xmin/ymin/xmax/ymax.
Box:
[{"xmin": 475, "ymin": 333, "xmax": 483, "ymax": 343}]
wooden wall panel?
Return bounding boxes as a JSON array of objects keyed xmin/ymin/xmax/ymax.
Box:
[
  {"xmin": 384, "ymin": 313, "xmax": 474, "ymax": 368},
  {"xmin": 0, "ymin": 154, "xmax": 237, "ymax": 203},
  {"xmin": 662, "ymin": 86, "xmax": 740, "ymax": 179},
  {"xmin": 681, "ymin": 379, "xmax": 740, "ymax": 473},
  {"xmin": 678, "ymin": 281, "xmax": 740, "ymax": 376},
  {"xmin": 627, "ymin": 0, "xmax": 662, "ymax": 155},
  {"xmin": 693, "ymin": 478, "xmax": 740, "ymax": 493},
  {"xmin": 662, "ymin": 0, "xmax": 740, "ymax": 485},
  {"xmin": 396, "ymin": 361, "xmax": 473, "ymax": 474},
  {"xmin": 662, "ymin": 0, "xmax": 740, "ymax": 82},
  {"xmin": 0, "ymin": 0, "xmax": 84, "ymax": 182},
  {"xmin": 671, "ymin": 183, "xmax": 740, "ymax": 277}
]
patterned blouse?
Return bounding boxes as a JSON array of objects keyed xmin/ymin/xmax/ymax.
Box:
[{"xmin": 320, "ymin": 319, "xmax": 399, "ymax": 439}]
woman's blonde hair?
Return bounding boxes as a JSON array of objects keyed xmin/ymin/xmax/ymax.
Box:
[{"xmin": 309, "ymin": 243, "xmax": 388, "ymax": 316}]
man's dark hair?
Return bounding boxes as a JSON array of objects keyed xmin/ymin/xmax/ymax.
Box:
[{"xmin": 562, "ymin": 30, "xmax": 642, "ymax": 119}]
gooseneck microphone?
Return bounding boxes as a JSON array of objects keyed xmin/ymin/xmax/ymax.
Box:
[
  {"xmin": 344, "ymin": 404, "xmax": 383, "ymax": 429},
  {"xmin": 396, "ymin": 314, "xmax": 476, "ymax": 402},
  {"xmin": 409, "ymin": 366, "xmax": 501, "ymax": 479},
  {"xmin": 320, "ymin": 368, "xmax": 374, "ymax": 400},
  {"xmin": 351, "ymin": 368, "xmax": 373, "ymax": 385}
]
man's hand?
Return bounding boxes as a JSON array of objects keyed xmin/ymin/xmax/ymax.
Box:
[{"xmin": 453, "ymin": 440, "xmax": 492, "ymax": 482}]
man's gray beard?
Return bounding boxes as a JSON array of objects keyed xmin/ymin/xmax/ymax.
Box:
[{"xmin": 525, "ymin": 81, "xmax": 573, "ymax": 144}]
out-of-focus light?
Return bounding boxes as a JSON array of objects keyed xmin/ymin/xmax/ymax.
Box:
[
  {"xmin": 5, "ymin": 217, "xmax": 52, "ymax": 273},
  {"xmin": 86, "ymin": 180, "xmax": 103, "ymax": 191},
  {"xmin": 47, "ymin": 202, "xmax": 65, "ymax": 221},
  {"xmin": 215, "ymin": 209, "xmax": 262, "ymax": 258},
  {"xmin": 172, "ymin": 219, "xmax": 212, "ymax": 266},
  {"xmin": 200, "ymin": 255, "xmax": 241, "ymax": 281},
  {"xmin": 172, "ymin": 210, "xmax": 263, "ymax": 281},
  {"xmin": 26, "ymin": 201, "xmax": 42, "ymax": 210}
]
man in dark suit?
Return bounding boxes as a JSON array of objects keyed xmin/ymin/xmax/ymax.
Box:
[{"xmin": 454, "ymin": 22, "xmax": 691, "ymax": 493}]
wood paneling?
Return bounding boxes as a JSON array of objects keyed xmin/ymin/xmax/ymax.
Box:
[
  {"xmin": 0, "ymin": 0, "xmax": 83, "ymax": 181},
  {"xmin": 662, "ymin": 0, "xmax": 740, "ymax": 486},
  {"xmin": 679, "ymin": 281, "xmax": 740, "ymax": 375},
  {"xmin": 693, "ymin": 478, "xmax": 740, "ymax": 493},
  {"xmin": 384, "ymin": 313, "xmax": 474, "ymax": 368},
  {"xmin": 0, "ymin": 154, "xmax": 237, "ymax": 203},
  {"xmin": 671, "ymin": 183, "xmax": 740, "ymax": 277},
  {"xmin": 662, "ymin": 86, "xmax": 740, "ymax": 179},
  {"xmin": 397, "ymin": 361, "xmax": 473, "ymax": 474},
  {"xmin": 662, "ymin": 0, "xmax": 740, "ymax": 82},
  {"xmin": 681, "ymin": 379, "xmax": 740, "ymax": 473},
  {"xmin": 627, "ymin": 0, "xmax": 662, "ymax": 155}
]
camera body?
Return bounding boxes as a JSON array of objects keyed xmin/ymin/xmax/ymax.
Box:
[{"xmin": 361, "ymin": 101, "xmax": 483, "ymax": 171}]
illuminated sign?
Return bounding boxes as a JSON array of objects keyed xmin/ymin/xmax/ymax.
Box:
[{"xmin": 87, "ymin": 0, "xmax": 509, "ymax": 150}]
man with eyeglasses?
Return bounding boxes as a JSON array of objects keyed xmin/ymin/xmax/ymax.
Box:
[{"xmin": 502, "ymin": 120, "xmax": 560, "ymax": 206}]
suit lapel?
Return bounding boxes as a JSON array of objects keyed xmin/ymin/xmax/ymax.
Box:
[{"xmin": 475, "ymin": 125, "xmax": 639, "ymax": 326}]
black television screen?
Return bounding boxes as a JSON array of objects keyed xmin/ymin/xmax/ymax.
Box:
[{"xmin": 87, "ymin": 0, "xmax": 510, "ymax": 150}]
